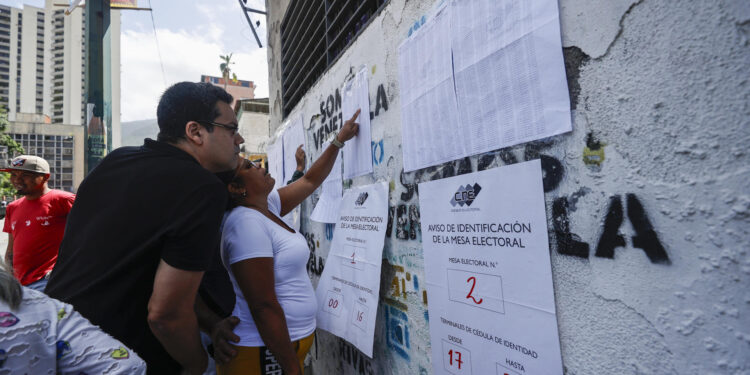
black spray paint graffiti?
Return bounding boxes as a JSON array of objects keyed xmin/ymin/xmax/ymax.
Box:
[
  {"xmin": 389, "ymin": 139, "xmax": 669, "ymax": 265},
  {"xmin": 554, "ymin": 193, "xmax": 670, "ymax": 264},
  {"xmin": 302, "ymin": 231, "xmax": 325, "ymax": 276},
  {"xmin": 339, "ymin": 339, "xmax": 374, "ymax": 375},
  {"xmin": 552, "ymin": 197, "xmax": 590, "ymax": 259},
  {"xmin": 594, "ymin": 194, "xmax": 671, "ymax": 264},
  {"xmin": 313, "ymin": 83, "xmax": 389, "ymax": 150}
]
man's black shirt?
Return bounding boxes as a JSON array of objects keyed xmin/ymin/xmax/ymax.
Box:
[{"xmin": 46, "ymin": 139, "xmax": 227, "ymax": 374}]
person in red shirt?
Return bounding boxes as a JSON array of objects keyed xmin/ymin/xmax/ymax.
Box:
[{"xmin": 2, "ymin": 155, "xmax": 74, "ymax": 291}]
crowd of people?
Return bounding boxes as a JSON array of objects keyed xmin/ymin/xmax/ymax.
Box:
[{"xmin": 0, "ymin": 81, "xmax": 361, "ymax": 374}]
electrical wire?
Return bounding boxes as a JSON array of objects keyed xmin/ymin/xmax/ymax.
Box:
[{"xmin": 147, "ymin": 0, "xmax": 167, "ymax": 88}]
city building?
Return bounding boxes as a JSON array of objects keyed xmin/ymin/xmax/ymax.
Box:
[
  {"xmin": 201, "ymin": 74, "xmax": 255, "ymax": 109},
  {"xmin": 234, "ymin": 97, "xmax": 269, "ymax": 167},
  {"xmin": 6, "ymin": 112, "xmax": 85, "ymax": 192},
  {"xmin": 0, "ymin": 0, "xmax": 121, "ymax": 146}
]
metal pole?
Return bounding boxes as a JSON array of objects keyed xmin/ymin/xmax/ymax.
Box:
[
  {"xmin": 238, "ymin": 0, "xmax": 262, "ymax": 48},
  {"xmin": 84, "ymin": 0, "xmax": 110, "ymax": 173}
]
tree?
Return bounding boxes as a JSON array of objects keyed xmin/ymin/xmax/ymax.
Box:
[
  {"xmin": 0, "ymin": 106, "xmax": 24, "ymax": 198},
  {"xmin": 219, "ymin": 53, "xmax": 236, "ymax": 90}
]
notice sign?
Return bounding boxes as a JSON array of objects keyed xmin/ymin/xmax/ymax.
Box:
[
  {"xmin": 315, "ymin": 182, "xmax": 388, "ymax": 357},
  {"xmin": 418, "ymin": 159, "xmax": 563, "ymax": 375}
]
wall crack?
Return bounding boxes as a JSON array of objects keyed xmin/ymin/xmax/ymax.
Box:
[{"xmin": 593, "ymin": 0, "xmax": 646, "ymax": 61}]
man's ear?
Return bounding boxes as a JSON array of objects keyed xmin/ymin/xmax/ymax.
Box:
[
  {"xmin": 184, "ymin": 121, "xmax": 204, "ymax": 145},
  {"xmin": 41, "ymin": 174, "xmax": 51, "ymax": 183}
]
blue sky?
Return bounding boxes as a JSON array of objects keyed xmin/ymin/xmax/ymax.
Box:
[{"xmin": 0, "ymin": 0, "xmax": 269, "ymax": 121}]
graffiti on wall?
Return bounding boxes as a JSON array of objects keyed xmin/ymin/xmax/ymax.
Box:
[
  {"xmin": 594, "ymin": 194, "xmax": 671, "ymax": 264},
  {"xmin": 372, "ymin": 139, "xmax": 385, "ymax": 165},
  {"xmin": 303, "ymin": 230, "xmax": 325, "ymax": 276},
  {"xmin": 385, "ymin": 136, "xmax": 669, "ymax": 265},
  {"xmin": 386, "ymin": 262, "xmax": 428, "ymax": 306},
  {"xmin": 339, "ymin": 338, "xmax": 374, "ymax": 375},
  {"xmin": 385, "ymin": 304, "xmax": 411, "ymax": 360},
  {"xmin": 313, "ymin": 83, "xmax": 390, "ymax": 151}
]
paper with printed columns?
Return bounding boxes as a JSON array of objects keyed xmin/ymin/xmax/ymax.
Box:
[
  {"xmin": 341, "ymin": 66, "xmax": 373, "ymax": 179},
  {"xmin": 418, "ymin": 159, "xmax": 563, "ymax": 375},
  {"xmin": 315, "ymin": 182, "xmax": 388, "ymax": 357},
  {"xmin": 310, "ymin": 141, "xmax": 343, "ymax": 224},
  {"xmin": 282, "ymin": 113, "xmax": 306, "ymax": 184}
]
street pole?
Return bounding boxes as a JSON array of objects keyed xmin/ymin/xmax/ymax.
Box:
[{"xmin": 84, "ymin": 0, "xmax": 111, "ymax": 173}]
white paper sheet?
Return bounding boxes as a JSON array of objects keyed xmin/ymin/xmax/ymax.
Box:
[
  {"xmin": 315, "ymin": 182, "xmax": 388, "ymax": 357},
  {"xmin": 398, "ymin": 5, "xmax": 462, "ymax": 172},
  {"xmin": 451, "ymin": 0, "xmax": 570, "ymax": 153},
  {"xmin": 266, "ymin": 140, "xmax": 285, "ymax": 192},
  {"xmin": 311, "ymin": 142, "xmax": 343, "ymax": 223},
  {"xmin": 341, "ymin": 67, "xmax": 374, "ymax": 179},
  {"xmin": 418, "ymin": 160, "xmax": 563, "ymax": 375},
  {"xmin": 397, "ymin": 0, "xmax": 571, "ymax": 172},
  {"xmin": 283, "ymin": 114, "xmax": 306, "ymax": 184}
]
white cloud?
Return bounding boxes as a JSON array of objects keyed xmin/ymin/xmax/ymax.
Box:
[{"xmin": 120, "ymin": 25, "xmax": 268, "ymax": 122}]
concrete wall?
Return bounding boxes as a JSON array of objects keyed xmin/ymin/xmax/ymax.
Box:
[
  {"xmin": 266, "ymin": 0, "xmax": 750, "ymax": 373},
  {"xmin": 237, "ymin": 110, "xmax": 269, "ymax": 155}
]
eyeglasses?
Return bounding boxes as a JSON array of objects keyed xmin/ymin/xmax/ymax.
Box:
[
  {"xmin": 241, "ymin": 159, "xmax": 263, "ymax": 169},
  {"xmin": 197, "ymin": 120, "xmax": 239, "ymax": 135}
]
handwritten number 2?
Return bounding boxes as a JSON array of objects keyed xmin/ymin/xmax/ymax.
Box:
[{"xmin": 466, "ymin": 276, "xmax": 483, "ymax": 304}]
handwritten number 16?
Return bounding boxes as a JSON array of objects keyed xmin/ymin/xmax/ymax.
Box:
[{"xmin": 466, "ymin": 276, "xmax": 483, "ymax": 304}]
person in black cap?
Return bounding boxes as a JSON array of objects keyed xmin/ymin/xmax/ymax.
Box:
[{"xmin": 2, "ymin": 155, "xmax": 75, "ymax": 292}]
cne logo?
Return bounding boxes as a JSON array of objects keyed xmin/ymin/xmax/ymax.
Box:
[
  {"xmin": 11, "ymin": 158, "xmax": 25, "ymax": 167},
  {"xmin": 355, "ymin": 192, "xmax": 369, "ymax": 206},
  {"xmin": 450, "ymin": 183, "xmax": 482, "ymax": 207}
]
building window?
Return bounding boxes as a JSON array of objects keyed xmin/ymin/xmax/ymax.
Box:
[{"xmin": 280, "ymin": 0, "xmax": 388, "ymax": 117}]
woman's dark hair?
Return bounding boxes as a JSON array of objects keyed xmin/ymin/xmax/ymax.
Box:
[
  {"xmin": 156, "ymin": 82, "xmax": 234, "ymax": 143},
  {"xmin": 225, "ymin": 170, "xmax": 245, "ymax": 211}
]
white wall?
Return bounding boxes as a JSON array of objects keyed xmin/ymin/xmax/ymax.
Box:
[
  {"xmin": 19, "ymin": 5, "xmax": 41, "ymax": 114},
  {"xmin": 62, "ymin": 2, "xmax": 83, "ymax": 126},
  {"xmin": 8, "ymin": 7, "xmax": 19, "ymax": 121},
  {"xmin": 238, "ymin": 110, "xmax": 269, "ymax": 154},
  {"xmin": 266, "ymin": 0, "xmax": 750, "ymax": 373}
]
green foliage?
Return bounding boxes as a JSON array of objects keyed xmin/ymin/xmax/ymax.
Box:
[
  {"xmin": 219, "ymin": 53, "xmax": 235, "ymax": 88},
  {"xmin": 0, "ymin": 106, "xmax": 24, "ymax": 198}
]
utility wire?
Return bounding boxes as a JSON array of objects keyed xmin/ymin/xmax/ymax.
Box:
[{"xmin": 147, "ymin": 0, "xmax": 167, "ymax": 88}]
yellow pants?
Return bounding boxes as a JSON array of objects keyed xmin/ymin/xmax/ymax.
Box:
[{"xmin": 217, "ymin": 334, "xmax": 314, "ymax": 375}]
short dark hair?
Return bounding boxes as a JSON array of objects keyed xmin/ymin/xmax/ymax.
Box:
[{"xmin": 156, "ymin": 82, "xmax": 234, "ymax": 143}]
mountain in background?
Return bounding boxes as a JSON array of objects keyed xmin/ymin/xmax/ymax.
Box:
[{"xmin": 120, "ymin": 119, "xmax": 158, "ymax": 147}]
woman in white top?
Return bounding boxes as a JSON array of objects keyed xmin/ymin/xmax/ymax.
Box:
[{"xmin": 218, "ymin": 110, "xmax": 360, "ymax": 375}]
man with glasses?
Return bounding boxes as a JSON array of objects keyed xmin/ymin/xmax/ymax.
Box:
[
  {"xmin": 46, "ymin": 82, "xmax": 244, "ymax": 375},
  {"xmin": 1, "ymin": 155, "xmax": 75, "ymax": 292}
]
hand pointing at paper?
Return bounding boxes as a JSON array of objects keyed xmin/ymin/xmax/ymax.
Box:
[
  {"xmin": 218, "ymin": 108, "xmax": 362, "ymax": 375},
  {"xmin": 336, "ymin": 108, "xmax": 361, "ymax": 144}
]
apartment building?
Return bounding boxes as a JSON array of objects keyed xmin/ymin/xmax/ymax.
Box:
[
  {"xmin": 6, "ymin": 113, "xmax": 84, "ymax": 192},
  {"xmin": 0, "ymin": 0, "xmax": 121, "ymax": 146}
]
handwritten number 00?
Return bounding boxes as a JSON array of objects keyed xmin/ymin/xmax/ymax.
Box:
[{"xmin": 466, "ymin": 276, "xmax": 483, "ymax": 304}]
